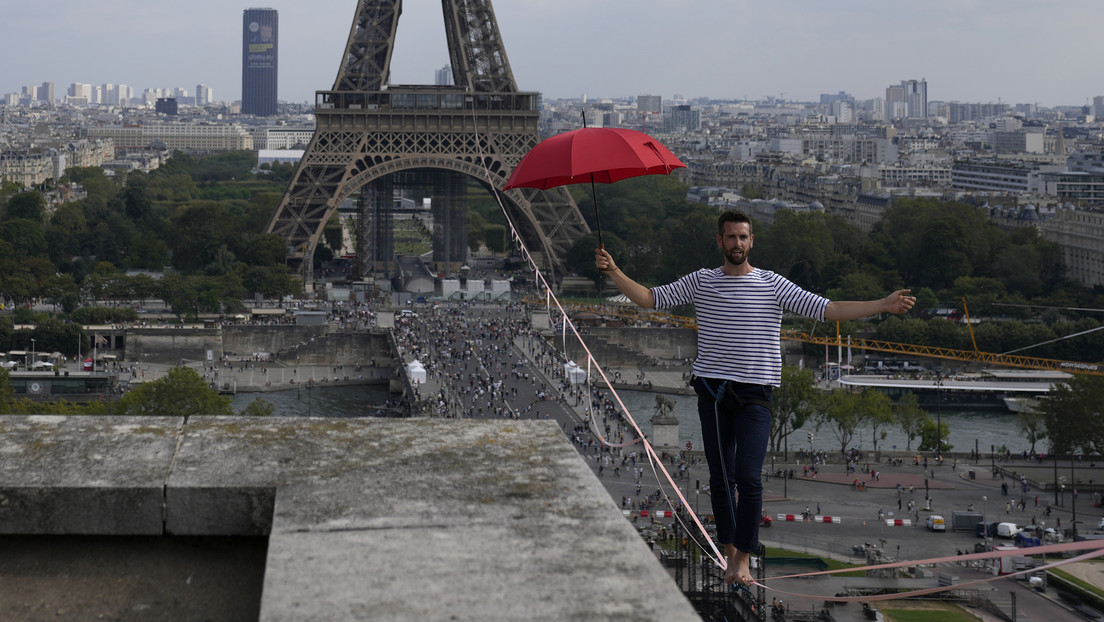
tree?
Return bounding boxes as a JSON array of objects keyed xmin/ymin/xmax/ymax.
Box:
[
  {"xmin": 114, "ymin": 366, "xmax": 233, "ymax": 417},
  {"xmin": 894, "ymin": 393, "xmax": 929, "ymax": 451},
  {"xmin": 239, "ymin": 396, "xmax": 275, "ymax": 417},
  {"xmin": 467, "ymin": 211, "xmax": 487, "ymax": 253},
  {"xmin": 756, "ymin": 211, "xmax": 835, "ymax": 293},
  {"xmin": 0, "ymin": 367, "xmax": 14, "ymax": 411},
  {"xmin": 120, "ymin": 184, "xmax": 152, "ymax": 222},
  {"xmin": 771, "ymin": 365, "xmax": 817, "ymax": 458},
  {"xmin": 484, "ymin": 224, "xmax": 508, "ymax": 255},
  {"xmin": 1039, "ymin": 375, "xmax": 1104, "ymax": 456},
  {"xmin": 565, "ymin": 232, "xmax": 625, "ymax": 292},
  {"xmin": 4, "ymin": 191, "xmax": 47, "ymax": 222},
  {"xmin": 166, "ymin": 202, "xmax": 242, "ymax": 273},
  {"xmin": 0, "ymin": 218, "xmax": 49, "ymax": 258},
  {"xmin": 1017, "ymin": 409, "xmax": 1047, "ymax": 455},
  {"xmin": 815, "ymin": 388, "xmax": 862, "ymax": 457},
  {"xmin": 30, "ymin": 317, "xmax": 85, "ymax": 357},
  {"xmin": 861, "ymin": 390, "xmax": 895, "ymax": 454},
  {"xmin": 918, "ymin": 419, "xmax": 952, "ymax": 452}
]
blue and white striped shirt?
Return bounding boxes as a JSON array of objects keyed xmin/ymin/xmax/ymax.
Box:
[{"xmin": 651, "ymin": 267, "xmax": 828, "ymax": 387}]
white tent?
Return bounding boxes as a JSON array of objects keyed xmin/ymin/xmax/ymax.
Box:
[
  {"xmin": 606, "ymin": 293, "xmax": 633, "ymax": 305},
  {"xmin": 563, "ymin": 361, "xmax": 588, "ymax": 384},
  {"xmin": 406, "ymin": 359, "xmax": 427, "ymax": 384}
]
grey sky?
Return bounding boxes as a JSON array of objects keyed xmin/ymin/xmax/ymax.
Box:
[{"xmin": 2, "ymin": 0, "xmax": 1098, "ymax": 107}]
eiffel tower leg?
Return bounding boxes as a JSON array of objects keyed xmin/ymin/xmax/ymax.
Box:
[
  {"xmin": 354, "ymin": 184, "xmax": 372, "ymax": 281},
  {"xmin": 432, "ymin": 172, "xmax": 467, "ymax": 276}
]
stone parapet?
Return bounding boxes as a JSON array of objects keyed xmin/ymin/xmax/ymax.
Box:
[{"xmin": 0, "ymin": 415, "xmax": 697, "ymax": 621}]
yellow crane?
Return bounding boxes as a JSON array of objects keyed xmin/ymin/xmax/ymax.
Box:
[{"xmin": 547, "ymin": 297, "xmax": 1104, "ymax": 377}]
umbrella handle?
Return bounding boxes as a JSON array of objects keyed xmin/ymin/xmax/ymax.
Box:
[{"xmin": 589, "ymin": 178, "xmax": 603, "ymax": 249}]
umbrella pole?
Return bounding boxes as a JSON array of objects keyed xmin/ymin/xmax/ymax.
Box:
[{"xmin": 589, "ymin": 179, "xmax": 603, "ymax": 249}]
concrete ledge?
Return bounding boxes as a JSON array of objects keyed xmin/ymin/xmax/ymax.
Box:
[
  {"xmin": 0, "ymin": 415, "xmax": 698, "ymax": 621},
  {"xmin": 0, "ymin": 415, "xmax": 182, "ymax": 534},
  {"xmin": 165, "ymin": 487, "xmax": 275, "ymax": 535}
]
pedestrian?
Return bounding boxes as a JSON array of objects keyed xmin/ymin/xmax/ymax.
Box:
[{"xmin": 595, "ymin": 209, "xmax": 916, "ymax": 586}]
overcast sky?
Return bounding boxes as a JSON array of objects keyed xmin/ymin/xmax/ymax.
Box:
[{"xmin": 2, "ymin": 0, "xmax": 1099, "ymax": 107}]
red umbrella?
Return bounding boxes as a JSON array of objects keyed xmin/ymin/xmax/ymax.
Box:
[{"xmin": 503, "ymin": 126, "xmax": 685, "ymax": 247}]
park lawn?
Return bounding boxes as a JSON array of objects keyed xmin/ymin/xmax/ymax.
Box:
[
  {"xmin": 1050, "ymin": 565, "xmax": 1104, "ymax": 600},
  {"xmin": 880, "ymin": 601, "xmax": 980, "ymax": 622},
  {"xmin": 762, "ymin": 546, "xmax": 866, "ymax": 577}
]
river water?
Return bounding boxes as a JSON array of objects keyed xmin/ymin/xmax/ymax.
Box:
[
  {"xmin": 229, "ymin": 384, "xmax": 395, "ymax": 418},
  {"xmin": 604, "ymin": 390, "xmax": 1028, "ymax": 456},
  {"xmin": 231, "ymin": 384, "xmax": 1027, "ymax": 456}
]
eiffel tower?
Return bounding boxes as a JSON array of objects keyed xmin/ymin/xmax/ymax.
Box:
[{"xmin": 266, "ymin": 0, "xmax": 589, "ymax": 283}]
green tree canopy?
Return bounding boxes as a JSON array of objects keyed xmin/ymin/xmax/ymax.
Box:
[
  {"xmin": 114, "ymin": 366, "xmax": 233, "ymax": 417},
  {"xmin": 894, "ymin": 392, "xmax": 929, "ymax": 452},
  {"xmin": 815, "ymin": 388, "xmax": 863, "ymax": 457},
  {"xmin": 4, "ymin": 191, "xmax": 47, "ymax": 222},
  {"xmin": 1039, "ymin": 375, "xmax": 1104, "ymax": 455},
  {"xmin": 861, "ymin": 389, "xmax": 895, "ymax": 453},
  {"xmin": 771, "ymin": 365, "xmax": 817, "ymax": 457}
]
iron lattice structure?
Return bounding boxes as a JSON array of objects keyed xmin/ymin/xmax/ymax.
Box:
[{"xmin": 266, "ymin": 0, "xmax": 589, "ymax": 279}]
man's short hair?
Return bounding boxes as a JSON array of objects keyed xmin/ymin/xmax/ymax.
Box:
[{"xmin": 718, "ymin": 210, "xmax": 753, "ymax": 236}]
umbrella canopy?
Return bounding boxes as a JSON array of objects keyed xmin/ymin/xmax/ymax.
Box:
[
  {"xmin": 503, "ymin": 126, "xmax": 685, "ymax": 247},
  {"xmin": 503, "ymin": 127, "xmax": 685, "ymax": 191}
]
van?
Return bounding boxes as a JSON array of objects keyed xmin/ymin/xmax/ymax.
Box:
[
  {"xmin": 997, "ymin": 522, "xmax": 1021, "ymax": 538},
  {"xmin": 926, "ymin": 515, "xmax": 946, "ymax": 532},
  {"xmin": 976, "ymin": 522, "xmax": 998, "ymax": 538}
]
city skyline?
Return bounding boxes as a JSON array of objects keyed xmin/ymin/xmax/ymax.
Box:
[{"xmin": 2, "ymin": 0, "xmax": 1101, "ymax": 108}]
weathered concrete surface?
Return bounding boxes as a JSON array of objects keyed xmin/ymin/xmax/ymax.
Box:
[
  {"xmin": 0, "ymin": 416, "xmax": 698, "ymax": 621},
  {"xmin": 0, "ymin": 416, "xmax": 182, "ymax": 534}
]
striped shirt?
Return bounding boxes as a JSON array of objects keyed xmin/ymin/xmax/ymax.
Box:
[{"xmin": 651, "ymin": 267, "xmax": 829, "ymax": 387}]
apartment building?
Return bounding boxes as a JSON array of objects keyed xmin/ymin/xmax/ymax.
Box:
[{"xmin": 86, "ymin": 123, "xmax": 253, "ymax": 151}]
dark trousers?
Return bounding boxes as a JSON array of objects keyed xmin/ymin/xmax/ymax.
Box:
[{"xmin": 694, "ymin": 377, "xmax": 772, "ymax": 554}]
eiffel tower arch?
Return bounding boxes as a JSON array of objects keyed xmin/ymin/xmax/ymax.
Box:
[{"xmin": 266, "ymin": 0, "xmax": 589, "ymax": 284}]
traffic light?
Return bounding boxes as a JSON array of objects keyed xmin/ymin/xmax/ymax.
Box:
[{"xmin": 807, "ymin": 432, "xmax": 814, "ymax": 445}]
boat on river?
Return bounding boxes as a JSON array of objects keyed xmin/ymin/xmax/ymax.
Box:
[
  {"xmin": 835, "ymin": 368, "xmax": 1070, "ymax": 412},
  {"xmin": 8, "ymin": 369, "xmax": 120, "ymax": 402}
]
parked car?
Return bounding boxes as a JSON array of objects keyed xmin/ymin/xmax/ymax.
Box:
[
  {"xmin": 926, "ymin": 515, "xmax": 946, "ymax": 532},
  {"xmin": 997, "ymin": 522, "xmax": 1021, "ymax": 538},
  {"xmin": 1097, "ymin": 516, "xmax": 1104, "ymax": 530},
  {"xmin": 976, "ymin": 521, "xmax": 999, "ymax": 538}
]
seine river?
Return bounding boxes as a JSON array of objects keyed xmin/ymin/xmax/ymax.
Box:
[
  {"xmin": 231, "ymin": 384, "xmax": 1028, "ymax": 455},
  {"xmin": 229, "ymin": 384, "xmax": 396, "ymax": 419}
]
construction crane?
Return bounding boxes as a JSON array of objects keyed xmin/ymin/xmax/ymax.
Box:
[{"xmin": 544, "ymin": 297, "xmax": 1104, "ymax": 377}]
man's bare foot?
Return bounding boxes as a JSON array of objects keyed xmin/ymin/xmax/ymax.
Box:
[{"xmin": 723, "ymin": 548, "xmax": 753, "ymax": 586}]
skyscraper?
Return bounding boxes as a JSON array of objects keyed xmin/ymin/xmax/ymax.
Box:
[
  {"xmin": 242, "ymin": 8, "xmax": 278, "ymax": 116},
  {"xmin": 434, "ymin": 64, "xmax": 453, "ymax": 86},
  {"xmin": 885, "ymin": 79, "xmax": 927, "ymax": 119},
  {"xmin": 196, "ymin": 84, "xmax": 213, "ymax": 106}
]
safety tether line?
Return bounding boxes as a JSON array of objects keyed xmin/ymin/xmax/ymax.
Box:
[{"xmin": 464, "ymin": 102, "xmax": 725, "ymax": 569}]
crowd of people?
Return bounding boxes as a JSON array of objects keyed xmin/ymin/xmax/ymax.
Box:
[{"xmin": 389, "ymin": 300, "xmax": 696, "ymax": 521}]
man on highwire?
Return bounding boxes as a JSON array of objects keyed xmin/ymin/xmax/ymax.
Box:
[{"xmin": 595, "ymin": 209, "xmax": 916, "ymax": 585}]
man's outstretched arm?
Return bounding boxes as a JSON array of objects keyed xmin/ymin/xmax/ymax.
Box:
[
  {"xmin": 825, "ymin": 289, "xmax": 915, "ymax": 321},
  {"xmin": 595, "ymin": 248, "xmax": 656, "ymax": 309}
]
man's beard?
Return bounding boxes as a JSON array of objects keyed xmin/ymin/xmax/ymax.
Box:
[{"xmin": 724, "ymin": 247, "xmax": 749, "ymax": 266}]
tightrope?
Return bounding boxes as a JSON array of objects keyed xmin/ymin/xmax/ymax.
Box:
[
  {"xmin": 460, "ymin": 105, "xmax": 1096, "ymax": 589},
  {"xmin": 755, "ymin": 538, "xmax": 1104, "ymax": 602},
  {"xmin": 465, "ymin": 104, "xmax": 726, "ymax": 569}
]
